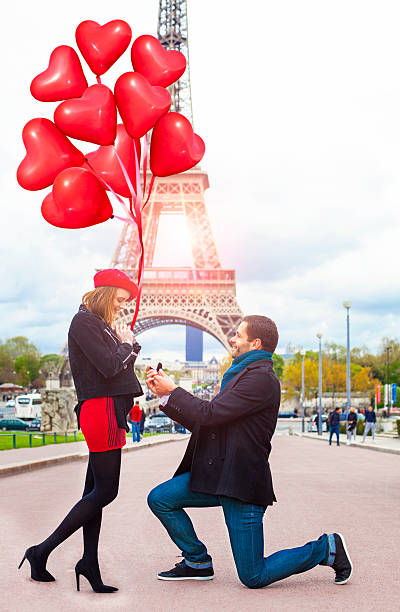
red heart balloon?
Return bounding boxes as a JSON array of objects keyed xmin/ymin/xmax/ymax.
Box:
[
  {"xmin": 85, "ymin": 124, "xmax": 141, "ymax": 198},
  {"xmin": 30, "ymin": 46, "xmax": 88, "ymax": 102},
  {"xmin": 131, "ymin": 35, "xmax": 186, "ymax": 87},
  {"xmin": 114, "ymin": 72, "xmax": 171, "ymax": 139},
  {"xmin": 17, "ymin": 118, "xmax": 84, "ymax": 191},
  {"xmin": 76, "ymin": 20, "xmax": 132, "ymax": 76},
  {"xmin": 42, "ymin": 167, "xmax": 113, "ymax": 229},
  {"xmin": 54, "ymin": 84, "xmax": 117, "ymax": 145},
  {"xmin": 150, "ymin": 112, "xmax": 205, "ymax": 177}
]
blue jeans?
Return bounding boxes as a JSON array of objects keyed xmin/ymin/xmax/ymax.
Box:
[
  {"xmin": 148, "ymin": 472, "xmax": 330, "ymax": 588},
  {"xmin": 329, "ymin": 425, "xmax": 340, "ymax": 445},
  {"xmin": 131, "ymin": 421, "xmax": 141, "ymax": 442}
]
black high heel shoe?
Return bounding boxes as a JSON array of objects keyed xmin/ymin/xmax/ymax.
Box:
[
  {"xmin": 75, "ymin": 559, "xmax": 118, "ymax": 593},
  {"xmin": 18, "ymin": 546, "xmax": 55, "ymax": 582}
]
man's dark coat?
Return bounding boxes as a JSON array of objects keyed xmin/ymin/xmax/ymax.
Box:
[{"xmin": 162, "ymin": 359, "xmax": 281, "ymax": 507}]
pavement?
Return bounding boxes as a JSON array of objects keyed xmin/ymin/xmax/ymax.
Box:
[
  {"xmin": 1, "ymin": 434, "xmax": 400, "ymax": 612},
  {"xmin": 294, "ymin": 430, "xmax": 400, "ymax": 454}
]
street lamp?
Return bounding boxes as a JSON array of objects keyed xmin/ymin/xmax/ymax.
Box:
[
  {"xmin": 385, "ymin": 345, "xmax": 392, "ymax": 416},
  {"xmin": 343, "ymin": 301, "xmax": 351, "ymax": 419},
  {"xmin": 301, "ymin": 350, "xmax": 305, "ymax": 433},
  {"xmin": 316, "ymin": 333, "xmax": 323, "ymax": 435}
]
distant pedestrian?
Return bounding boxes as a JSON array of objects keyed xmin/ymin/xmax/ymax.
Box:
[
  {"xmin": 139, "ymin": 407, "xmax": 146, "ymax": 437},
  {"xmin": 329, "ymin": 408, "xmax": 341, "ymax": 446},
  {"xmin": 362, "ymin": 406, "xmax": 376, "ymax": 442},
  {"xmin": 346, "ymin": 407, "xmax": 357, "ymax": 445},
  {"xmin": 130, "ymin": 402, "xmax": 142, "ymax": 442}
]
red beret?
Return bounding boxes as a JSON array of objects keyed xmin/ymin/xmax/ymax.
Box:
[{"xmin": 93, "ymin": 269, "xmax": 138, "ymax": 301}]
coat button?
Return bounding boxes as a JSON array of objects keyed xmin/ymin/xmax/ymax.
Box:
[
  {"xmin": 208, "ymin": 459, "xmax": 213, "ymax": 465},
  {"xmin": 211, "ymin": 433, "xmax": 216, "ymax": 440}
]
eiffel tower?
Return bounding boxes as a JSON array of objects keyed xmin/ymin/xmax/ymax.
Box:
[{"xmin": 112, "ymin": 0, "xmax": 243, "ymax": 353}]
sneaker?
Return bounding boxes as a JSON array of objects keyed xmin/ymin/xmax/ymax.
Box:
[
  {"xmin": 331, "ymin": 533, "xmax": 353, "ymax": 584},
  {"xmin": 157, "ymin": 560, "xmax": 214, "ymax": 581}
]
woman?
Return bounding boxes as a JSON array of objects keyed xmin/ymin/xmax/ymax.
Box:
[{"xmin": 19, "ymin": 269, "xmax": 143, "ymax": 593}]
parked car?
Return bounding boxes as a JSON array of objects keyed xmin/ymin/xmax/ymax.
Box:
[
  {"xmin": 5, "ymin": 399, "xmax": 16, "ymax": 408},
  {"xmin": 278, "ymin": 411, "xmax": 298, "ymax": 418},
  {"xmin": 0, "ymin": 418, "xmax": 30, "ymax": 431},
  {"xmin": 144, "ymin": 412, "xmax": 173, "ymax": 433},
  {"xmin": 27, "ymin": 418, "xmax": 41, "ymax": 431}
]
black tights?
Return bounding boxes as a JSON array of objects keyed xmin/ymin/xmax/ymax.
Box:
[{"xmin": 35, "ymin": 449, "xmax": 121, "ymax": 570}]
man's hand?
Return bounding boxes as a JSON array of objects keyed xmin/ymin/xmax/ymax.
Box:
[
  {"xmin": 114, "ymin": 323, "xmax": 136, "ymax": 345},
  {"xmin": 146, "ymin": 366, "xmax": 177, "ymax": 397}
]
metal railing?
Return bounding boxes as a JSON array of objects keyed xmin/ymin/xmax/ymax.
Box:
[{"xmin": 0, "ymin": 430, "xmax": 79, "ymax": 449}]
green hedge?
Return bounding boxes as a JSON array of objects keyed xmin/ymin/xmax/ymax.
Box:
[
  {"xmin": 397, "ymin": 420, "xmax": 400, "ymax": 436},
  {"xmin": 339, "ymin": 421, "xmax": 371, "ymax": 436}
]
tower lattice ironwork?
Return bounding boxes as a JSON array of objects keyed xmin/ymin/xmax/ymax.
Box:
[{"xmin": 111, "ymin": 1, "xmax": 243, "ymax": 351}]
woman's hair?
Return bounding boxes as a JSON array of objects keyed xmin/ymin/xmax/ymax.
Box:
[{"xmin": 82, "ymin": 286, "xmax": 118, "ymax": 327}]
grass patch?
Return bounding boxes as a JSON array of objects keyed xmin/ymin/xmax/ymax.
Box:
[{"xmin": 0, "ymin": 430, "xmax": 167, "ymax": 451}]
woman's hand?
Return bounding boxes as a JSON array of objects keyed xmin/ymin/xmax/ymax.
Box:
[
  {"xmin": 114, "ymin": 323, "xmax": 136, "ymax": 345},
  {"xmin": 146, "ymin": 366, "xmax": 177, "ymax": 396}
]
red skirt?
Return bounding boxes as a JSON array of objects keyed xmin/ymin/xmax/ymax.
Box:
[{"xmin": 80, "ymin": 397, "xmax": 126, "ymax": 452}]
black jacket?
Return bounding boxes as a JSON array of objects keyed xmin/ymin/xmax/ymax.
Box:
[
  {"xmin": 365, "ymin": 410, "xmax": 376, "ymax": 423},
  {"xmin": 329, "ymin": 411, "xmax": 341, "ymax": 428},
  {"xmin": 68, "ymin": 306, "xmax": 143, "ymax": 426},
  {"xmin": 162, "ymin": 359, "xmax": 280, "ymax": 507},
  {"xmin": 347, "ymin": 412, "xmax": 357, "ymax": 430}
]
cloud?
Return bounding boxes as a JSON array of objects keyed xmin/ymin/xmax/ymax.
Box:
[{"xmin": 2, "ymin": 0, "xmax": 400, "ymax": 360}]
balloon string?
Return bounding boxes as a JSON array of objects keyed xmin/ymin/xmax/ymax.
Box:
[
  {"xmin": 84, "ymin": 157, "xmax": 135, "ymax": 220},
  {"xmin": 129, "ymin": 141, "xmax": 144, "ymax": 330},
  {"xmin": 96, "ymin": 75, "xmax": 102, "ymax": 84},
  {"xmin": 113, "ymin": 144, "xmax": 144, "ymax": 331},
  {"xmin": 142, "ymin": 133, "xmax": 148, "ymax": 195},
  {"xmin": 112, "ymin": 214, "xmax": 135, "ymax": 225},
  {"xmin": 142, "ymin": 175, "xmax": 156, "ymax": 210},
  {"xmin": 113, "ymin": 147, "xmax": 137, "ymax": 197}
]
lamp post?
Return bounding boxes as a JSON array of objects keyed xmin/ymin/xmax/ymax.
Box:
[
  {"xmin": 385, "ymin": 346, "xmax": 392, "ymax": 416},
  {"xmin": 343, "ymin": 301, "xmax": 351, "ymax": 418},
  {"xmin": 316, "ymin": 333, "xmax": 323, "ymax": 435},
  {"xmin": 301, "ymin": 350, "xmax": 305, "ymax": 433}
]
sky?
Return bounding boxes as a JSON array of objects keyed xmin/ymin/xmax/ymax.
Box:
[{"xmin": 1, "ymin": 0, "xmax": 400, "ymax": 361}]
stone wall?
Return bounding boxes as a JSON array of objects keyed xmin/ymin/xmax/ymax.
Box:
[{"xmin": 40, "ymin": 388, "xmax": 77, "ymax": 432}]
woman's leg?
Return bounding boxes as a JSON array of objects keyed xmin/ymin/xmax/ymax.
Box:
[
  {"xmin": 81, "ymin": 456, "xmax": 103, "ymax": 571},
  {"xmin": 33, "ymin": 449, "xmax": 121, "ymax": 568}
]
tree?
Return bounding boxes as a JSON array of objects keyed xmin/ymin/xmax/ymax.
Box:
[
  {"xmin": 219, "ymin": 354, "xmax": 232, "ymax": 378},
  {"xmin": 272, "ymin": 354, "xmax": 284, "ymax": 379},
  {"xmin": 0, "ymin": 337, "xmax": 41, "ymax": 385},
  {"xmin": 282, "ymin": 358, "xmax": 319, "ymax": 399},
  {"xmin": 352, "ymin": 367, "xmax": 380, "ymax": 393}
]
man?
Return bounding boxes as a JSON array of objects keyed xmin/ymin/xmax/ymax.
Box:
[
  {"xmin": 362, "ymin": 405, "xmax": 376, "ymax": 442},
  {"xmin": 129, "ymin": 402, "xmax": 142, "ymax": 442},
  {"xmin": 346, "ymin": 406, "xmax": 357, "ymax": 445},
  {"xmin": 146, "ymin": 315, "xmax": 352, "ymax": 588},
  {"xmin": 328, "ymin": 407, "xmax": 341, "ymax": 446}
]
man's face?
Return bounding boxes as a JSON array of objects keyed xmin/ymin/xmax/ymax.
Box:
[
  {"xmin": 230, "ymin": 321, "xmax": 258, "ymax": 358},
  {"xmin": 113, "ymin": 288, "xmax": 131, "ymax": 315}
]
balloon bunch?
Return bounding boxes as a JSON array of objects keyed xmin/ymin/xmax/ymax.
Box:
[{"xmin": 17, "ymin": 19, "xmax": 205, "ymax": 327}]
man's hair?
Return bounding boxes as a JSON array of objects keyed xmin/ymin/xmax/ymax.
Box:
[{"xmin": 242, "ymin": 315, "xmax": 279, "ymax": 352}]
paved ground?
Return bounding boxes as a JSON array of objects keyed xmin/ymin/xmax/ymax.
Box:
[{"xmin": 1, "ymin": 435, "xmax": 399, "ymax": 612}]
